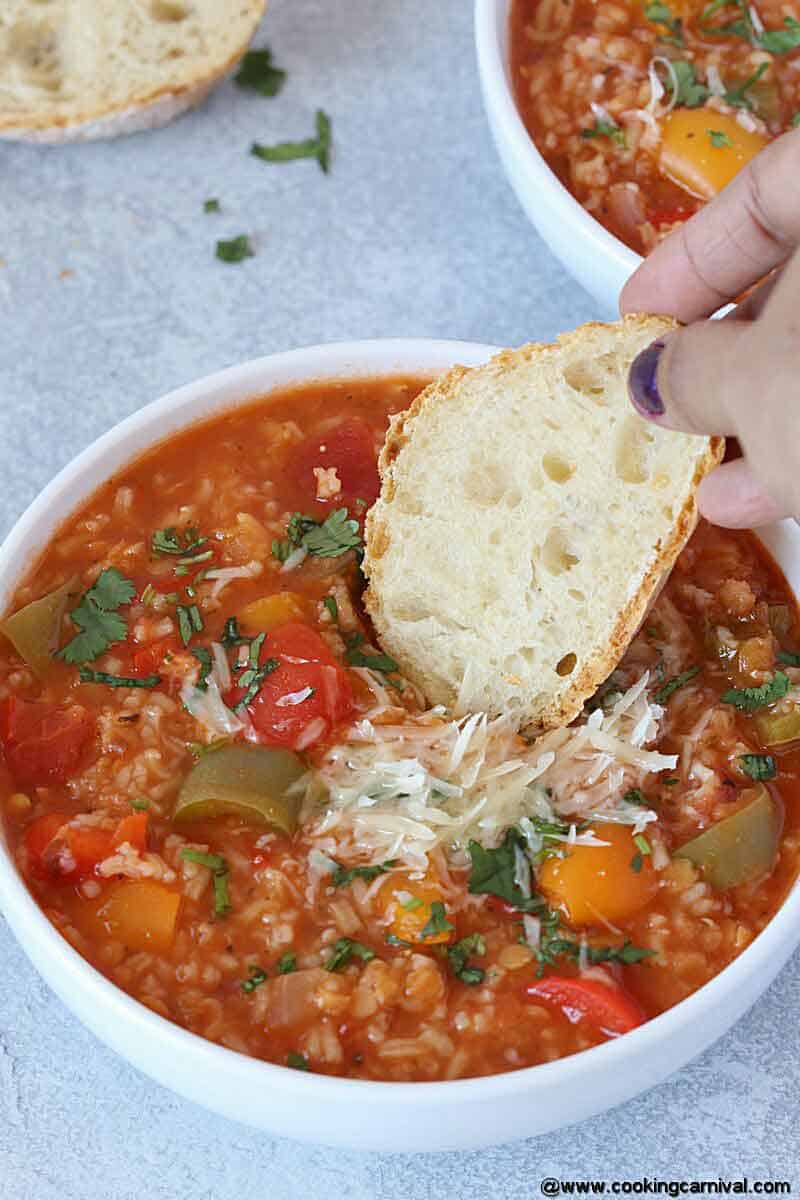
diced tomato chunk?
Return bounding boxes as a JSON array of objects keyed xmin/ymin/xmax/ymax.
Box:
[
  {"xmin": 288, "ymin": 419, "xmax": 380, "ymax": 515},
  {"xmin": 24, "ymin": 808, "xmax": 150, "ymax": 883},
  {"xmin": 525, "ymin": 973, "xmax": 646, "ymax": 1038},
  {"xmin": 0, "ymin": 697, "xmax": 95, "ymax": 787},
  {"xmin": 227, "ymin": 622, "xmax": 354, "ymax": 752}
]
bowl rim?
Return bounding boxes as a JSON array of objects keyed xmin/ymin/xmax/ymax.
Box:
[
  {"xmin": 474, "ymin": 0, "xmax": 642, "ymax": 281},
  {"xmin": 1, "ymin": 335, "xmax": 800, "ymax": 1111}
]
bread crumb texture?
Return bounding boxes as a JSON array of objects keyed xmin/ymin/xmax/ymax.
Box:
[
  {"xmin": 0, "ymin": 0, "xmax": 265, "ymax": 135},
  {"xmin": 364, "ymin": 316, "xmax": 724, "ymax": 734}
]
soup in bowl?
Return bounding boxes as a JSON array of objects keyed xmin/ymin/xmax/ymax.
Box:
[{"xmin": 2, "ymin": 340, "xmax": 800, "ymax": 1150}]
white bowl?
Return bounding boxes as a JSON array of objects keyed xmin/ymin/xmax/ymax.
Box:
[
  {"xmin": 475, "ymin": 0, "xmax": 642, "ymax": 311},
  {"xmin": 2, "ymin": 339, "xmax": 800, "ymax": 1153}
]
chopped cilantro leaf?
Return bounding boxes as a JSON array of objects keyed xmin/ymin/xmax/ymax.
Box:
[
  {"xmin": 58, "ymin": 568, "xmax": 136, "ymax": 665},
  {"xmin": 420, "ymin": 901, "xmax": 454, "ymax": 940},
  {"xmin": 241, "ymin": 966, "xmax": 268, "ymax": 993},
  {"xmin": 277, "ymin": 952, "xmax": 297, "ymax": 975},
  {"xmin": 216, "ymin": 235, "xmax": 254, "ymax": 263},
  {"xmin": 330, "ymin": 859, "xmax": 397, "ymax": 888},
  {"xmin": 179, "ymin": 848, "xmax": 230, "ymax": 916},
  {"xmin": 187, "ymin": 737, "xmax": 229, "ymax": 758},
  {"xmin": 191, "ymin": 646, "xmax": 213, "ymax": 691},
  {"xmin": 644, "ymin": 0, "xmax": 685, "ymax": 43},
  {"xmin": 739, "ymin": 753, "xmax": 777, "ymax": 781},
  {"xmin": 757, "ymin": 16, "xmax": 800, "ymax": 53},
  {"xmin": 722, "ymin": 671, "xmax": 790, "ymax": 711},
  {"xmin": 723, "ymin": 62, "xmax": 769, "ymax": 109},
  {"xmin": 79, "ymin": 668, "xmax": 161, "ymax": 689},
  {"xmin": 221, "ymin": 616, "xmax": 249, "ymax": 647},
  {"xmin": 233, "ymin": 656, "xmax": 279, "ymax": 712},
  {"xmin": 467, "ymin": 828, "xmax": 541, "ymax": 911},
  {"xmin": 325, "ymin": 938, "xmax": 376, "ymax": 972},
  {"xmin": 252, "ymin": 109, "xmax": 332, "ymax": 173},
  {"xmin": 323, "ymin": 595, "xmax": 339, "ymax": 622},
  {"xmin": 631, "ymin": 852, "xmax": 644, "ymax": 873},
  {"xmin": 581, "ymin": 119, "xmax": 627, "ymax": 147},
  {"xmin": 344, "ymin": 646, "xmax": 400, "ymax": 674},
  {"xmin": 234, "ymin": 47, "xmax": 287, "ymax": 97},
  {"xmin": 130, "ymin": 798, "xmax": 150, "ymax": 811},
  {"xmin": 273, "ymin": 507, "xmax": 361, "ymax": 562},
  {"xmin": 586, "ymin": 940, "xmax": 655, "ymax": 965},
  {"xmin": 634, "ymin": 834, "xmax": 652, "ymax": 856},
  {"xmin": 623, "ymin": 788, "xmax": 647, "ymax": 806},
  {"xmin": 385, "ymin": 933, "xmax": 412, "ymax": 948},
  {"xmin": 287, "ymin": 1051, "xmax": 311, "ymax": 1071},
  {"xmin": 778, "ymin": 649, "xmax": 800, "ymax": 667},
  {"xmin": 151, "ymin": 527, "xmax": 208, "ymax": 558},
  {"xmin": 447, "ymin": 933, "xmax": 486, "ymax": 985},
  {"xmin": 400, "ymin": 895, "xmax": 424, "ymax": 911},
  {"xmin": 708, "ymin": 128, "xmax": 733, "ymax": 147},
  {"xmin": 203, "ymin": 198, "xmax": 220, "ymax": 213},
  {"xmin": 792, "ymin": 112, "xmax": 800, "ymax": 128},
  {"xmin": 664, "ymin": 60, "xmax": 710, "ymax": 108},
  {"xmin": 655, "ymin": 664, "xmax": 701, "ymax": 704}
]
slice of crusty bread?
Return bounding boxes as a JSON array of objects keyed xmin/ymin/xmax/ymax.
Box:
[
  {"xmin": 364, "ymin": 316, "xmax": 724, "ymax": 733},
  {"xmin": 0, "ymin": 0, "xmax": 266, "ymax": 143}
]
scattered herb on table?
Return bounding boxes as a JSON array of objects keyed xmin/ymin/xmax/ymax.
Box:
[
  {"xmin": 216, "ymin": 235, "xmax": 254, "ymax": 263},
  {"xmin": 234, "ymin": 47, "xmax": 287, "ymax": 97},
  {"xmin": 203, "ymin": 198, "xmax": 221, "ymax": 213},
  {"xmin": 252, "ymin": 109, "xmax": 332, "ymax": 173}
]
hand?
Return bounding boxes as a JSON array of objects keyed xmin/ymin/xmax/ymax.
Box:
[{"xmin": 620, "ymin": 128, "xmax": 800, "ymax": 528}]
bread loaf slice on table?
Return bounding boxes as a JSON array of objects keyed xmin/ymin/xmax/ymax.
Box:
[
  {"xmin": 0, "ymin": 0, "xmax": 266, "ymax": 143},
  {"xmin": 364, "ymin": 316, "xmax": 724, "ymax": 734}
]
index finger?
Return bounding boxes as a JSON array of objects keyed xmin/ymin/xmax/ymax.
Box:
[{"xmin": 620, "ymin": 128, "xmax": 800, "ymax": 322}]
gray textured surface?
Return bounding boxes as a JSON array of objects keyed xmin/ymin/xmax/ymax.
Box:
[{"xmin": 0, "ymin": 1, "xmax": 796, "ymax": 1195}]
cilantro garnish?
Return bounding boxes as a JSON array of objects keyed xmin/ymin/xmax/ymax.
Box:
[
  {"xmin": 216, "ymin": 235, "xmax": 254, "ymax": 263},
  {"xmin": 241, "ymin": 966, "xmax": 268, "ymax": 994},
  {"xmin": 151, "ymin": 527, "xmax": 208, "ymax": 558},
  {"xmin": 330, "ymin": 859, "xmax": 397, "ymax": 888},
  {"xmin": 722, "ymin": 671, "xmax": 790, "ymax": 711},
  {"xmin": 467, "ymin": 828, "xmax": 541, "ymax": 911},
  {"xmin": 756, "ymin": 16, "xmax": 800, "ymax": 53},
  {"xmin": 179, "ymin": 849, "xmax": 231, "ymax": 916},
  {"xmin": 420, "ymin": 901, "xmax": 455, "ymax": 940},
  {"xmin": 344, "ymin": 643, "xmax": 400, "ymax": 674},
  {"xmin": 655, "ymin": 664, "xmax": 701, "ymax": 704},
  {"xmin": 204, "ymin": 198, "xmax": 220, "ymax": 213},
  {"xmin": 644, "ymin": 0, "xmax": 685, "ymax": 44},
  {"xmin": 58, "ymin": 568, "xmax": 136, "ymax": 665},
  {"xmin": 277, "ymin": 952, "xmax": 297, "ymax": 975},
  {"xmin": 272, "ymin": 507, "xmax": 362, "ymax": 562},
  {"xmin": 708, "ymin": 129, "xmax": 733, "ymax": 147},
  {"xmin": 523, "ymin": 814, "xmax": 577, "ymax": 865},
  {"xmin": 664, "ymin": 60, "xmax": 710, "ymax": 108},
  {"xmin": 631, "ymin": 833, "xmax": 652, "ymax": 873},
  {"xmin": 792, "ymin": 112, "xmax": 800, "ymax": 128},
  {"xmin": 177, "ymin": 603, "xmax": 204, "ymax": 647},
  {"xmin": 385, "ymin": 933, "xmax": 413, "ymax": 948},
  {"xmin": 287, "ymin": 1051, "xmax": 311, "ymax": 1071},
  {"xmin": 580, "ymin": 119, "xmax": 627, "ymax": 147},
  {"xmin": 130, "ymin": 798, "xmax": 150, "ymax": 811},
  {"xmin": 79, "ymin": 668, "xmax": 161, "ymax": 689},
  {"xmin": 191, "ymin": 646, "xmax": 213, "ymax": 691},
  {"xmin": 723, "ymin": 62, "xmax": 769, "ymax": 109},
  {"xmin": 232, "ymin": 655, "xmax": 280, "ymax": 712},
  {"xmin": 252, "ymin": 109, "xmax": 332, "ymax": 173},
  {"xmin": 323, "ymin": 595, "xmax": 339, "ymax": 622},
  {"xmin": 584, "ymin": 940, "xmax": 655, "ymax": 966},
  {"xmin": 234, "ymin": 47, "xmax": 287, "ymax": 97},
  {"xmin": 623, "ymin": 788, "xmax": 647, "ymax": 807},
  {"xmin": 324, "ymin": 938, "xmax": 376, "ymax": 972},
  {"xmin": 401, "ymin": 895, "xmax": 424, "ymax": 911},
  {"xmin": 739, "ymin": 753, "xmax": 777, "ymax": 781},
  {"xmin": 221, "ymin": 616, "xmax": 249, "ymax": 647},
  {"xmin": 447, "ymin": 933, "xmax": 486, "ymax": 986},
  {"xmin": 701, "ymin": 0, "xmax": 800, "ymax": 52}
]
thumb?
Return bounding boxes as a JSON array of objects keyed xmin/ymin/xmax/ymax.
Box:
[{"xmin": 626, "ymin": 318, "xmax": 791, "ymax": 527}]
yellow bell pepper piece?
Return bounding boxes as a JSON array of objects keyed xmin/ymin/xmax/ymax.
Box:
[
  {"xmin": 538, "ymin": 822, "xmax": 658, "ymax": 927},
  {"xmin": 660, "ymin": 109, "xmax": 767, "ymax": 201},
  {"xmin": 239, "ymin": 591, "xmax": 307, "ymax": 633},
  {"xmin": 379, "ymin": 871, "xmax": 454, "ymax": 945}
]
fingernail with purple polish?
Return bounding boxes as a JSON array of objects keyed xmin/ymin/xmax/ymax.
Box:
[{"xmin": 628, "ymin": 339, "xmax": 666, "ymax": 417}]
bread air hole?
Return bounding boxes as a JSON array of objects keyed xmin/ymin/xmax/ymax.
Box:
[
  {"xmin": 568, "ymin": 588, "xmax": 585, "ymax": 603},
  {"xmin": 615, "ymin": 416, "xmax": 651, "ymax": 484},
  {"xmin": 540, "ymin": 527, "xmax": 579, "ymax": 576},
  {"xmin": 556, "ymin": 652, "xmax": 577, "ymax": 676},
  {"xmin": 151, "ymin": 0, "xmax": 191, "ymax": 19},
  {"xmin": 542, "ymin": 452, "xmax": 575, "ymax": 484},
  {"xmin": 9, "ymin": 20, "xmax": 62, "ymax": 90},
  {"xmin": 562, "ymin": 361, "xmax": 608, "ymax": 399}
]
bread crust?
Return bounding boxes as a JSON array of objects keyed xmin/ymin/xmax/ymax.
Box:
[
  {"xmin": 0, "ymin": 0, "xmax": 265, "ymax": 142},
  {"xmin": 364, "ymin": 316, "xmax": 724, "ymax": 734}
]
